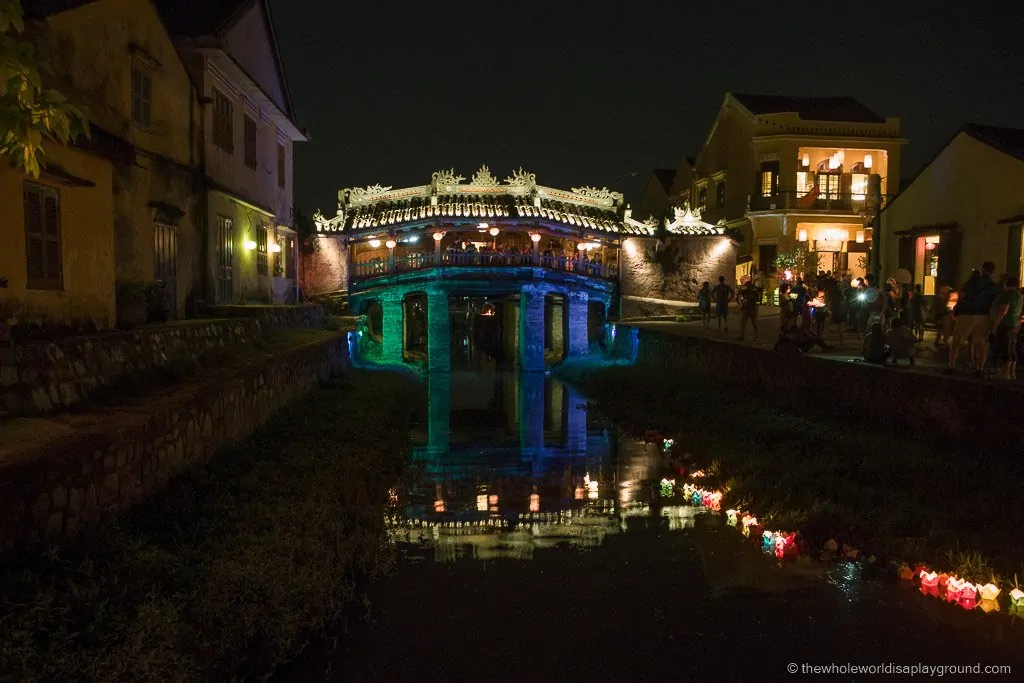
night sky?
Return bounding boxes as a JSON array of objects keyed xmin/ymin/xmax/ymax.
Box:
[{"xmin": 271, "ymin": 0, "xmax": 1022, "ymax": 216}]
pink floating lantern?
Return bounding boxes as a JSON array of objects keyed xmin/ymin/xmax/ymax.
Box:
[
  {"xmin": 920, "ymin": 570, "xmax": 939, "ymax": 589},
  {"xmin": 774, "ymin": 534, "xmax": 786, "ymax": 559},
  {"xmin": 708, "ymin": 492, "xmax": 723, "ymax": 512}
]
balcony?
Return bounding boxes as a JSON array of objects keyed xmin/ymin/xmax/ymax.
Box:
[
  {"xmin": 748, "ymin": 191, "xmax": 875, "ymax": 214},
  {"xmin": 350, "ymin": 251, "xmax": 618, "ymax": 282}
]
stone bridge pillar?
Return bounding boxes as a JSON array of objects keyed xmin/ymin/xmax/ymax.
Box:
[
  {"xmin": 426, "ymin": 289, "xmax": 451, "ymax": 374},
  {"xmin": 518, "ymin": 372, "xmax": 545, "ymax": 454},
  {"xmin": 519, "ymin": 285, "xmax": 546, "ymax": 372},
  {"xmin": 567, "ymin": 290, "xmax": 590, "ymax": 357},
  {"xmin": 565, "ymin": 384, "xmax": 588, "ymax": 456},
  {"xmin": 381, "ymin": 291, "xmax": 404, "ymax": 364},
  {"xmin": 427, "ymin": 371, "xmax": 451, "ymax": 454}
]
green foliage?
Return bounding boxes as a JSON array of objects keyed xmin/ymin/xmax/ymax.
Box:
[
  {"xmin": 772, "ymin": 245, "xmax": 817, "ymax": 279},
  {"xmin": 115, "ymin": 281, "xmax": 148, "ymax": 307},
  {"xmin": 0, "ymin": 369, "xmax": 421, "ymax": 681},
  {"xmin": 0, "ymin": 0, "xmax": 89, "ymax": 177}
]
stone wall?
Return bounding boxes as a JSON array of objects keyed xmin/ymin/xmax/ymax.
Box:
[
  {"xmin": 206, "ymin": 304, "xmax": 325, "ymax": 336},
  {"xmin": 627, "ymin": 327, "xmax": 1024, "ymax": 448},
  {"xmin": 301, "ymin": 235, "xmax": 349, "ymax": 296},
  {"xmin": 0, "ymin": 319, "xmax": 262, "ymax": 419},
  {"xmin": 619, "ymin": 235, "xmax": 738, "ymax": 318},
  {"xmin": 0, "ymin": 333, "xmax": 349, "ymax": 548}
]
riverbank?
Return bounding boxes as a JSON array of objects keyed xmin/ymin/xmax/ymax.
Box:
[
  {"xmin": 0, "ymin": 369, "xmax": 421, "ymax": 682},
  {"xmin": 555, "ymin": 359, "xmax": 1021, "ymax": 585}
]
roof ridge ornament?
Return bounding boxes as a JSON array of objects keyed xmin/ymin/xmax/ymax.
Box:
[
  {"xmin": 571, "ymin": 186, "xmax": 617, "ymax": 201},
  {"xmin": 345, "ymin": 184, "xmax": 393, "ymax": 201},
  {"xmin": 504, "ymin": 167, "xmax": 536, "ymax": 188},
  {"xmin": 432, "ymin": 169, "xmax": 465, "ymax": 191},
  {"xmin": 471, "ymin": 165, "xmax": 500, "ymax": 186}
]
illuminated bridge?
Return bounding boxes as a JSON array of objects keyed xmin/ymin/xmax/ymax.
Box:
[{"xmin": 314, "ymin": 166, "xmax": 730, "ymax": 371}]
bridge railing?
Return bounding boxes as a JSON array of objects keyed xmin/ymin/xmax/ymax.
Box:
[{"xmin": 351, "ymin": 252, "xmax": 618, "ymax": 282}]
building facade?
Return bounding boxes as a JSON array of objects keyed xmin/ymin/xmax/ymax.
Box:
[
  {"xmin": 879, "ymin": 124, "xmax": 1024, "ymax": 297},
  {"xmin": 156, "ymin": 0, "xmax": 306, "ymax": 305},
  {"xmin": 676, "ymin": 93, "xmax": 906, "ymax": 282}
]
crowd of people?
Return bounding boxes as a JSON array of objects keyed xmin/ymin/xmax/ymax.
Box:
[{"xmin": 694, "ymin": 262, "xmax": 1023, "ymax": 380}]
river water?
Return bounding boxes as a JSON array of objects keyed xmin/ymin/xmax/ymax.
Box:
[{"xmin": 296, "ymin": 370, "xmax": 1023, "ymax": 681}]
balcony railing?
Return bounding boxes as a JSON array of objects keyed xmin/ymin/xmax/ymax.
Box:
[
  {"xmin": 748, "ymin": 191, "xmax": 876, "ymax": 213},
  {"xmin": 351, "ymin": 251, "xmax": 618, "ymax": 281}
]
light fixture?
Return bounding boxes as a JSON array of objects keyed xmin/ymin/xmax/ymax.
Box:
[
  {"xmin": 481, "ymin": 302, "xmax": 496, "ymax": 317},
  {"xmin": 530, "ymin": 233, "xmax": 541, "ymax": 243},
  {"xmin": 406, "ymin": 234, "xmax": 419, "ymax": 243},
  {"xmin": 577, "ymin": 243, "xmax": 587, "ymax": 251},
  {"xmin": 797, "ymin": 228, "xmax": 808, "ymax": 242},
  {"xmin": 856, "ymin": 230, "xmax": 865, "ymax": 244},
  {"xmin": 385, "ymin": 239, "xmax": 397, "ymax": 249},
  {"xmin": 269, "ymin": 241, "xmax": 281, "ymax": 253},
  {"xmin": 801, "ymin": 153, "xmax": 810, "ymax": 168},
  {"xmin": 925, "ymin": 242, "xmax": 936, "ymax": 251},
  {"xmin": 243, "ymin": 239, "xmax": 257, "ymax": 251},
  {"xmin": 863, "ymin": 154, "xmax": 873, "ymax": 169},
  {"xmin": 368, "ymin": 239, "xmax": 381, "ymax": 248},
  {"xmin": 828, "ymin": 155, "xmax": 839, "ymax": 170},
  {"xmin": 432, "ymin": 231, "xmax": 445, "ymax": 242},
  {"xmin": 478, "ymin": 222, "xmax": 489, "ymax": 230},
  {"xmin": 488, "ymin": 226, "xmax": 499, "ymax": 237}
]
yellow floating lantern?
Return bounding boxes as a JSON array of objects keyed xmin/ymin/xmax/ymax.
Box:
[{"xmin": 978, "ymin": 583, "xmax": 1001, "ymax": 601}]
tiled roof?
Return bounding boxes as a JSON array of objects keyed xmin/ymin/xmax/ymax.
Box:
[
  {"xmin": 151, "ymin": 0, "xmax": 252, "ymax": 37},
  {"xmin": 964, "ymin": 123, "xmax": 1024, "ymax": 164},
  {"xmin": 731, "ymin": 93, "xmax": 886, "ymax": 124}
]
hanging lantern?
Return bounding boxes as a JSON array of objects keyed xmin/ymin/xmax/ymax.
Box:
[
  {"xmin": 432, "ymin": 231, "xmax": 445, "ymax": 242},
  {"xmin": 480, "ymin": 302, "xmax": 496, "ymax": 317},
  {"xmin": 530, "ymin": 232, "xmax": 542, "ymax": 243},
  {"xmin": 863, "ymin": 153, "xmax": 873, "ymax": 169},
  {"xmin": 925, "ymin": 242, "xmax": 936, "ymax": 251},
  {"xmin": 798, "ymin": 229, "xmax": 808, "ymax": 242},
  {"xmin": 801, "ymin": 152, "xmax": 810, "ymax": 168},
  {"xmin": 385, "ymin": 239, "xmax": 397, "ymax": 249},
  {"xmin": 243, "ymin": 239, "xmax": 257, "ymax": 251},
  {"xmin": 368, "ymin": 238, "xmax": 382, "ymax": 248},
  {"xmin": 855, "ymin": 230, "xmax": 866, "ymax": 244}
]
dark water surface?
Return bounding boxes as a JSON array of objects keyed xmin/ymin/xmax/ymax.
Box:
[{"xmin": 295, "ymin": 370, "xmax": 1024, "ymax": 681}]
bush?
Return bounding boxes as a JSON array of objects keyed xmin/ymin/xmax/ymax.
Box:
[{"xmin": 0, "ymin": 369, "xmax": 421, "ymax": 682}]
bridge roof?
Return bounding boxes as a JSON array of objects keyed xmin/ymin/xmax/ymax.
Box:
[{"xmin": 315, "ymin": 166, "xmax": 660, "ymax": 237}]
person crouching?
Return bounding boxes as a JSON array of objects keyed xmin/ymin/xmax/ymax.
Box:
[
  {"xmin": 862, "ymin": 322, "xmax": 889, "ymax": 365},
  {"xmin": 886, "ymin": 317, "xmax": 917, "ymax": 366}
]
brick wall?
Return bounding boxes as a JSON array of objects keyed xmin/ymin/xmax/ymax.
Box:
[
  {"xmin": 0, "ymin": 319, "xmax": 262, "ymax": 418},
  {"xmin": 0, "ymin": 333, "xmax": 349, "ymax": 548},
  {"xmin": 620, "ymin": 236, "xmax": 738, "ymax": 318},
  {"xmin": 206, "ymin": 304, "xmax": 325, "ymax": 336},
  {"xmin": 627, "ymin": 327, "xmax": 1024, "ymax": 448}
]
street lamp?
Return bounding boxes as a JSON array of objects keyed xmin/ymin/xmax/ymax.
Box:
[
  {"xmin": 488, "ymin": 226, "xmax": 500, "ymax": 237},
  {"xmin": 530, "ymin": 233, "xmax": 541, "ymax": 243}
]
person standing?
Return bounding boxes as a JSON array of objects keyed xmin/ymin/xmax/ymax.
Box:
[
  {"xmin": 908, "ymin": 283, "xmax": 925, "ymax": 342},
  {"xmin": 713, "ymin": 276, "xmax": 734, "ymax": 332},
  {"xmin": 990, "ymin": 276, "xmax": 1022, "ymax": 380},
  {"xmin": 947, "ymin": 261, "xmax": 1000, "ymax": 377},
  {"xmin": 697, "ymin": 281, "xmax": 712, "ymax": 329},
  {"xmin": 736, "ymin": 279, "xmax": 760, "ymax": 342}
]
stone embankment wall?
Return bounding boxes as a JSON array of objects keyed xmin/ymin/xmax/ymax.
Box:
[
  {"xmin": 1, "ymin": 319, "xmax": 262, "ymax": 418},
  {"xmin": 207, "ymin": 304, "xmax": 326, "ymax": 336},
  {"xmin": 627, "ymin": 327, "xmax": 1024, "ymax": 448},
  {"xmin": 0, "ymin": 334, "xmax": 349, "ymax": 548}
]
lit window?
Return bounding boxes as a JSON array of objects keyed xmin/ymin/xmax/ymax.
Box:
[
  {"xmin": 818, "ymin": 173, "xmax": 840, "ymax": 200},
  {"xmin": 697, "ymin": 186, "xmax": 707, "ymax": 212},
  {"xmin": 256, "ymin": 226, "xmax": 268, "ymax": 276},
  {"xmin": 131, "ymin": 67, "xmax": 152, "ymax": 129},
  {"xmin": 213, "ymin": 89, "xmax": 234, "ymax": 153},
  {"xmin": 759, "ymin": 160, "xmax": 779, "ymax": 197},
  {"xmin": 851, "ymin": 173, "xmax": 869, "ymax": 201},
  {"xmin": 243, "ymin": 115, "xmax": 257, "ymax": 170},
  {"xmin": 797, "ymin": 172, "xmax": 812, "ymax": 197}
]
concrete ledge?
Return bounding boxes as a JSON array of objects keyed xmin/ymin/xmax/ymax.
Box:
[
  {"xmin": 207, "ymin": 304, "xmax": 326, "ymax": 336},
  {"xmin": 626, "ymin": 327, "xmax": 1024, "ymax": 449},
  {"xmin": 0, "ymin": 333, "xmax": 348, "ymax": 548}
]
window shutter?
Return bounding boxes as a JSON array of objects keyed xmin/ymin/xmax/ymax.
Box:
[
  {"xmin": 936, "ymin": 230, "xmax": 961, "ymax": 289},
  {"xmin": 24, "ymin": 187, "xmax": 45, "ymax": 281},
  {"xmin": 43, "ymin": 192, "xmax": 62, "ymax": 282}
]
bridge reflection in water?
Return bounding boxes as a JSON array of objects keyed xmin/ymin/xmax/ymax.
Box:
[{"xmin": 388, "ymin": 370, "xmax": 698, "ymax": 562}]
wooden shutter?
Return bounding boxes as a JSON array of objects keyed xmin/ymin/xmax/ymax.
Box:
[
  {"xmin": 897, "ymin": 236, "xmax": 916, "ymax": 274},
  {"xmin": 1006, "ymin": 224, "xmax": 1022, "ymax": 281},
  {"xmin": 24, "ymin": 182, "xmax": 62, "ymax": 289},
  {"xmin": 936, "ymin": 230, "xmax": 961, "ymax": 289}
]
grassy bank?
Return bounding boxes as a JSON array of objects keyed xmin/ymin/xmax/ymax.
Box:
[
  {"xmin": 556, "ymin": 360, "xmax": 1023, "ymax": 585},
  {"xmin": 0, "ymin": 369, "xmax": 422, "ymax": 682}
]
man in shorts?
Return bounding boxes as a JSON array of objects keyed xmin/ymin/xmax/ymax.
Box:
[
  {"xmin": 946, "ymin": 261, "xmax": 999, "ymax": 377},
  {"xmin": 713, "ymin": 276, "xmax": 733, "ymax": 332}
]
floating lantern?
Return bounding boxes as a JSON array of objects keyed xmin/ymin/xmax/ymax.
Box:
[
  {"xmin": 1010, "ymin": 588, "xmax": 1024, "ymax": 608},
  {"xmin": 774, "ymin": 534, "xmax": 786, "ymax": 559},
  {"xmin": 960, "ymin": 583, "xmax": 979, "ymax": 601},
  {"xmin": 726, "ymin": 509, "xmax": 738, "ymax": 527},
  {"xmin": 920, "ymin": 570, "xmax": 939, "ymax": 588},
  {"xmin": 920, "ymin": 583, "xmax": 939, "ymax": 598},
  {"xmin": 945, "ymin": 576, "xmax": 963, "ymax": 600},
  {"xmin": 659, "ymin": 478, "xmax": 674, "ymax": 497},
  {"xmin": 842, "ymin": 544, "xmax": 860, "ymax": 561},
  {"xmin": 690, "ymin": 490, "xmax": 703, "ymax": 506},
  {"xmin": 898, "ymin": 564, "xmax": 915, "ymax": 581},
  {"xmin": 690, "ymin": 470, "xmax": 705, "ymax": 479},
  {"xmin": 701, "ymin": 492, "xmax": 712, "ymax": 508},
  {"xmin": 978, "ymin": 583, "xmax": 1000, "ymax": 601},
  {"xmin": 762, "ymin": 530, "xmax": 775, "ymax": 553},
  {"xmin": 741, "ymin": 515, "xmax": 757, "ymax": 537},
  {"xmin": 662, "ymin": 438, "xmax": 675, "ymax": 451},
  {"xmin": 708, "ymin": 491, "xmax": 722, "ymax": 512},
  {"xmin": 682, "ymin": 483, "xmax": 695, "ymax": 499}
]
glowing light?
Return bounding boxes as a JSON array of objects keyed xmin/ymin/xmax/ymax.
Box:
[
  {"xmin": 662, "ymin": 438, "xmax": 674, "ymax": 451},
  {"xmin": 577, "ymin": 243, "xmax": 587, "ymax": 251},
  {"xmin": 406, "ymin": 235, "xmax": 419, "ymax": 243},
  {"xmin": 784, "ymin": 269, "xmax": 793, "ymax": 281},
  {"xmin": 712, "ymin": 238, "xmax": 731, "ymax": 257},
  {"xmin": 530, "ymin": 232, "xmax": 541, "ymax": 243},
  {"xmin": 385, "ymin": 239, "xmax": 397, "ymax": 249},
  {"xmin": 488, "ymin": 494, "xmax": 498, "ymax": 506},
  {"xmin": 480, "ymin": 302, "xmax": 496, "ymax": 317},
  {"xmin": 368, "ymin": 239, "xmax": 381, "ymax": 248},
  {"xmin": 623, "ymin": 239, "xmax": 636, "ymax": 256},
  {"xmin": 797, "ymin": 229, "xmax": 808, "ymax": 242},
  {"xmin": 1010, "ymin": 588, "xmax": 1024, "ymax": 606},
  {"xmin": 801, "ymin": 152, "xmax": 810, "ymax": 168},
  {"xmin": 925, "ymin": 242, "xmax": 936, "ymax": 251},
  {"xmin": 920, "ymin": 570, "xmax": 939, "ymax": 588},
  {"xmin": 488, "ymin": 227, "xmax": 500, "ymax": 237},
  {"xmin": 243, "ymin": 239, "xmax": 257, "ymax": 251},
  {"xmin": 856, "ymin": 230, "xmax": 866, "ymax": 244},
  {"xmin": 269, "ymin": 242, "xmax": 281, "ymax": 253},
  {"xmin": 432, "ymin": 231, "xmax": 444, "ymax": 241},
  {"xmin": 476, "ymin": 495, "xmax": 487, "ymax": 511},
  {"xmin": 857, "ymin": 292, "xmax": 866, "ymax": 301},
  {"xmin": 529, "ymin": 493, "xmax": 540, "ymax": 512},
  {"xmin": 659, "ymin": 478, "xmax": 675, "ymax": 497},
  {"xmin": 478, "ymin": 222, "xmax": 489, "ymax": 230},
  {"xmin": 863, "ymin": 153, "xmax": 873, "ymax": 169},
  {"xmin": 434, "ymin": 499, "xmax": 445, "ymax": 513},
  {"xmin": 978, "ymin": 583, "xmax": 1001, "ymax": 601},
  {"xmin": 829, "ymin": 155, "xmax": 839, "ymax": 170}
]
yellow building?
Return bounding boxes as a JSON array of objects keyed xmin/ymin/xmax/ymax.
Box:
[
  {"xmin": 0, "ymin": 140, "xmax": 116, "ymax": 331},
  {"xmin": 156, "ymin": 0, "xmax": 307, "ymax": 305},
  {"xmin": 681, "ymin": 93, "xmax": 906, "ymax": 281},
  {"xmin": 42, "ymin": 0, "xmax": 204, "ymax": 318},
  {"xmin": 879, "ymin": 124, "xmax": 1024, "ymax": 296}
]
